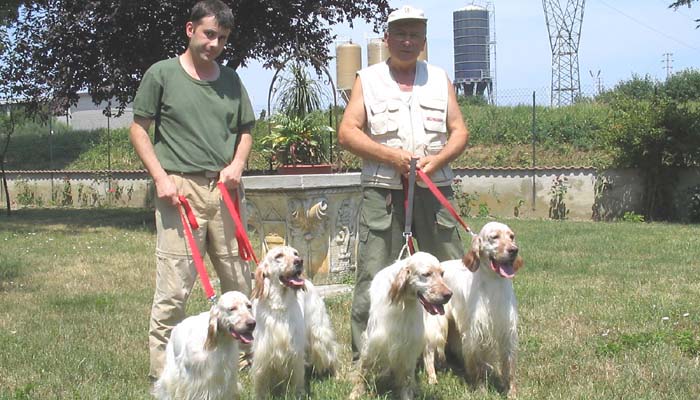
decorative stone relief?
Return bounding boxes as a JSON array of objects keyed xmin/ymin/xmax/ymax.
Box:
[
  {"xmin": 287, "ymin": 197, "xmax": 329, "ymax": 278},
  {"xmin": 331, "ymin": 198, "xmax": 359, "ymax": 275}
]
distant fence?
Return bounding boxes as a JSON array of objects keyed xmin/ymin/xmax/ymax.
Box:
[{"xmin": 491, "ymin": 84, "xmax": 599, "ymax": 107}]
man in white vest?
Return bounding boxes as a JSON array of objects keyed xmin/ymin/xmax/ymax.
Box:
[{"xmin": 338, "ymin": 5, "xmax": 470, "ymax": 360}]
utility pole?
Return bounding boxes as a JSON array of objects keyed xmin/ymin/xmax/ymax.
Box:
[
  {"xmin": 589, "ymin": 69, "xmax": 602, "ymax": 95},
  {"xmin": 661, "ymin": 52, "xmax": 674, "ymax": 80}
]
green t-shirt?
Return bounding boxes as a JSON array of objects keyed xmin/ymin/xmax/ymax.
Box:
[{"xmin": 133, "ymin": 57, "xmax": 256, "ymax": 173}]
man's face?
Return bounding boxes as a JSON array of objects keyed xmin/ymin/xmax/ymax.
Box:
[
  {"xmin": 385, "ymin": 20, "xmax": 427, "ymax": 63},
  {"xmin": 186, "ymin": 15, "xmax": 230, "ymax": 64}
]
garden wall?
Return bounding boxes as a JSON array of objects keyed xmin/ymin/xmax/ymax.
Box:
[{"xmin": 3, "ymin": 167, "xmax": 699, "ymax": 221}]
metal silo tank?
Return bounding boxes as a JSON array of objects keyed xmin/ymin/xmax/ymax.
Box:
[
  {"xmin": 453, "ymin": 5, "xmax": 490, "ymax": 83},
  {"xmin": 418, "ymin": 42, "xmax": 428, "ymax": 62},
  {"xmin": 336, "ymin": 41, "xmax": 362, "ymax": 90},
  {"xmin": 367, "ymin": 37, "xmax": 389, "ymax": 66}
]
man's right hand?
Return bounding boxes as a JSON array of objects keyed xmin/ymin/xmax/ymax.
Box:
[
  {"xmin": 154, "ymin": 175, "xmax": 179, "ymax": 207},
  {"xmin": 392, "ymin": 148, "xmax": 416, "ymax": 177}
]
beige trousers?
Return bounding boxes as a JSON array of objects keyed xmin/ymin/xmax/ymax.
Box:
[{"xmin": 148, "ymin": 173, "xmax": 252, "ymax": 378}]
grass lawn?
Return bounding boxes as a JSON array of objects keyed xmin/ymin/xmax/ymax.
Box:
[{"xmin": 1, "ymin": 209, "xmax": 699, "ymax": 399}]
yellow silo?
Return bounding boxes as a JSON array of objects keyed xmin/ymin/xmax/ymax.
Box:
[
  {"xmin": 336, "ymin": 40, "xmax": 362, "ymax": 91},
  {"xmin": 418, "ymin": 42, "xmax": 428, "ymax": 62},
  {"xmin": 367, "ymin": 37, "xmax": 389, "ymax": 66}
]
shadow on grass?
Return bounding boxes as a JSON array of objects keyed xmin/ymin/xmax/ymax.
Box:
[
  {"xmin": 0, "ymin": 254, "xmax": 25, "ymax": 285},
  {"xmin": 0, "ymin": 208, "xmax": 156, "ymax": 233}
]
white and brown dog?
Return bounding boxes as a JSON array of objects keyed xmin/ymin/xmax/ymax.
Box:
[
  {"xmin": 251, "ymin": 245, "xmax": 338, "ymax": 399},
  {"xmin": 153, "ymin": 291, "xmax": 255, "ymax": 400},
  {"xmin": 423, "ymin": 221, "xmax": 523, "ymax": 397},
  {"xmin": 351, "ymin": 251, "xmax": 453, "ymax": 400}
]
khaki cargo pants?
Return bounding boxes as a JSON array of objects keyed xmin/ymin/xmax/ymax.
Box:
[
  {"xmin": 350, "ymin": 185, "xmax": 464, "ymax": 360},
  {"xmin": 148, "ymin": 173, "xmax": 252, "ymax": 379}
]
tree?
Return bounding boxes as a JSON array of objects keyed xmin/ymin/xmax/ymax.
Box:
[
  {"xmin": 598, "ymin": 70, "xmax": 700, "ymax": 220},
  {"xmin": 669, "ymin": 0, "xmax": 698, "ymax": 7},
  {"xmin": 669, "ymin": 0, "xmax": 699, "ymax": 27},
  {"xmin": 0, "ymin": 13, "xmax": 33, "ymax": 215},
  {"xmin": 0, "ymin": 1, "xmax": 391, "ymax": 116}
]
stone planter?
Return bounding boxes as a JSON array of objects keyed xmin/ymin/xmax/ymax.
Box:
[
  {"xmin": 277, "ymin": 164, "xmax": 333, "ymax": 175},
  {"xmin": 243, "ymin": 173, "xmax": 361, "ymax": 283}
]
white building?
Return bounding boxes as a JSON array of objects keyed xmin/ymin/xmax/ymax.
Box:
[{"xmin": 66, "ymin": 92, "xmax": 133, "ymax": 130}]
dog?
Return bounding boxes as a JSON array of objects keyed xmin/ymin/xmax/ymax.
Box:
[
  {"xmin": 423, "ymin": 221, "xmax": 523, "ymax": 397},
  {"xmin": 152, "ymin": 290, "xmax": 255, "ymax": 400},
  {"xmin": 350, "ymin": 251, "xmax": 453, "ymax": 400},
  {"xmin": 251, "ymin": 245, "xmax": 338, "ymax": 399}
]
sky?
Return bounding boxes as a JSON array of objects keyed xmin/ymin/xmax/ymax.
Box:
[{"xmin": 236, "ymin": 0, "xmax": 700, "ymax": 113}]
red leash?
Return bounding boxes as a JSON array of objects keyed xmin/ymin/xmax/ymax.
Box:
[
  {"xmin": 416, "ymin": 169, "xmax": 476, "ymax": 237},
  {"xmin": 177, "ymin": 184, "xmax": 259, "ymax": 303},
  {"xmin": 217, "ymin": 182, "xmax": 259, "ymax": 264},
  {"xmin": 177, "ymin": 196, "xmax": 217, "ymax": 303}
]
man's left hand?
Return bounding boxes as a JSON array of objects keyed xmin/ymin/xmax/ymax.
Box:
[
  {"xmin": 219, "ymin": 162, "xmax": 244, "ymax": 189},
  {"xmin": 417, "ymin": 155, "xmax": 441, "ymax": 177}
]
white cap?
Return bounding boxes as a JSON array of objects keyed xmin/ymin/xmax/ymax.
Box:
[{"xmin": 387, "ymin": 5, "xmax": 427, "ymax": 25}]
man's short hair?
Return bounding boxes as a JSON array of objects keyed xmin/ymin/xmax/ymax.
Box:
[{"xmin": 189, "ymin": 0, "xmax": 235, "ymax": 30}]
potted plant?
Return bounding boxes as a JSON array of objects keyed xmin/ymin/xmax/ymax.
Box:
[{"xmin": 260, "ymin": 113, "xmax": 334, "ymax": 174}]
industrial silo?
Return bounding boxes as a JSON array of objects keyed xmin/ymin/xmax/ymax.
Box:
[
  {"xmin": 367, "ymin": 38, "xmax": 389, "ymax": 66},
  {"xmin": 453, "ymin": 4, "xmax": 493, "ymax": 99},
  {"xmin": 336, "ymin": 40, "xmax": 362, "ymax": 91},
  {"xmin": 418, "ymin": 42, "xmax": 428, "ymax": 62}
]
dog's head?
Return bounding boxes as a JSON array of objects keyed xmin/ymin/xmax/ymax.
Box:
[
  {"xmin": 205, "ymin": 291, "xmax": 256, "ymax": 350},
  {"xmin": 251, "ymin": 245, "xmax": 305, "ymax": 299},
  {"xmin": 389, "ymin": 252, "xmax": 452, "ymax": 315},
  {"xmin": 462, "ymin": 222, "xmax": 523, "ymax": 278}
]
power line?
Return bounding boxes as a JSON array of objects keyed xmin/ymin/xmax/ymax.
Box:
[
  {"xmin": 595, "ymin": 0, "xmax": 700, "ymax": 52},
  {"xmin": 656, "ymin": 0, "xmax": 700, "ymax": 23}
]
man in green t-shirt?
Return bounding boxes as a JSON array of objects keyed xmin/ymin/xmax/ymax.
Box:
[{"xmin": 129, "ymin": 0, "xmax": 256, "ymax": 381}]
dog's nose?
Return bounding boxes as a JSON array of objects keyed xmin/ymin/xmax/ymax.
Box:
[
  {"xmin": 508, "ymin": 246, "xmax": 519, "ymax": 256},
  {"xmin": 293, "ymin": 258, "xmax": 303, "ymax": 271},
  {"xmin": 246, "ymin": 319, "xmax": 256, "ymax": 330},
  {"xmin": 443, "ymin": 291, "xmax": 453, "ymax": 302}
]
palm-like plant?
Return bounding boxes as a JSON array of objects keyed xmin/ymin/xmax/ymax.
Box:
[
  {"xmin": 260, "ymin": 113, "xmax": 333, "ymax": 166},
  {"xmin": 263, "ymin": 61, "xmax": 334, "ymax": 168},
  {"xmin": 273, "ymin": 62, "xmax": 326, "ymax": 118}
]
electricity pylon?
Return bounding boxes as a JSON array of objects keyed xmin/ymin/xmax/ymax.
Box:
[{"xmin": 543, "ymin": 0, "xmax": 586, "ymax": 106}]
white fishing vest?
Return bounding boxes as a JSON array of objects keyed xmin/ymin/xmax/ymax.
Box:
[{"xmin": 358, "ymin": 60, "xmax": 454, "ymax": 189}]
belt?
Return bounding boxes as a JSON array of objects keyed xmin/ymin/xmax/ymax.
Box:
[
  {"xmin": 167, "ymin": 170, "xmax": 220, "ymax": 180},
  {"xmin": 202, "ymin": 171, "xmax": 219, "ymax": 179}
]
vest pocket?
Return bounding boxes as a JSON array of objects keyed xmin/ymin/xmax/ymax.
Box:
[
  {"xmin": 369, "ymin": 100, "xmax": 399, "ymax": 136},
  {"xmin": 419, "ymin": 97, "xmax": 447, "ymax": 133}
]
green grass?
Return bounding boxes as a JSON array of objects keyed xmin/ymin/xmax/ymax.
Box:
[{"xmin": 1, "ymin": 211, "xmax": 699, "ymax": 399}]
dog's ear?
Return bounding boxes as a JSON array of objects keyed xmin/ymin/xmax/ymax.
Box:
[
  {"xmin": 389, "ymin": 265, "xmax": 412, "ymax": 304},
  {"xmin": 251, "ymin": 262, "xmax": 268, "ymax": 299},
  {"xmin": 514, "ymin": 255, "xmax": 524, "ymax": 272},
  {"xmin": 204, "ymin": 304, "xmax": 219, "ymax": 351},
  {"xmin": 462, "ymin": 235, "xmax": 482, "ymax": 272}
]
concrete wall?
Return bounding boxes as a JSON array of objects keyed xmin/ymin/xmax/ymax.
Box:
[
  {"xmin": 2, "ymin": 168, "xmax": 699, "ymax": 222},
  {"xmin": 1, "ymin": 171, "xmax": 153, "ymax": 209}
]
